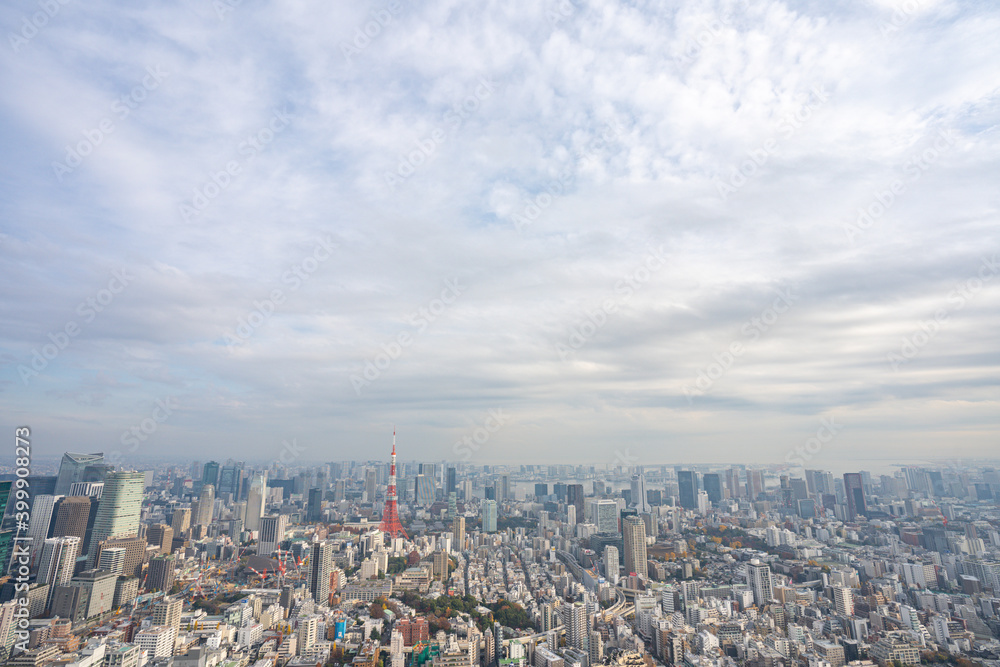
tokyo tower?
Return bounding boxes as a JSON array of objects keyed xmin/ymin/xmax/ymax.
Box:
[{"xmin": 379, "ymin": 429, "xmax": 408, "ymax": 539}]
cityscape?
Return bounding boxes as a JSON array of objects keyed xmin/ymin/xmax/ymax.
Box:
[
  {"xmin": 1, "ymin": 1, "xmax": 999, "ymax": 667},
  {"xmin": 0, "ymin": 442, "xmax": 998, "ymax": 667}
]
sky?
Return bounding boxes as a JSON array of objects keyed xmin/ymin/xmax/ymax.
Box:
[{"xmin": 0, "ymin": 0, "xmax": 998, "ymax": 470}]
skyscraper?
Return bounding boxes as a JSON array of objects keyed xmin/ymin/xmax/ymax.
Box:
[
  {"xmin": 678, "ymin": 471, "xmax": 698, "ymax": 510},
  {"xmin": 202, "ymin": 461, "xmax": 220, "ymax": 489},
  {"xmin": 452, "ymin": 516, "xmax": 465, "ymax": 552},
  {"xmin": 147, "ymin": 554, "xmax": 176, "ymax": 592},
  {"xmin": 622, "ymin": 515, "xmax": 648, "ymax": 578},
  {"xmin": 603, "ymin": 545, "xmax": 619, "ymax": 584},
  {"xmin": 630, "ymin": 474, "xmax": 650, "ymax": 513},
  {"xmin": 37, "ymin": 536, "xmax": 80, "ymax": 608},
  {"xmin": 86, "ymin": 470, "xmax": 144, "ymax": 566},
  {"xmin": 446, "ymin": 468, "xmax": 457, "ymax": 496},
  {"xmin": 725, "ymin": 467, "xmax": 742, "ymax": 499},
  {"xmin": 567, "ymin": 483, "xmax": 585, "ymax": 520},
  {"xmin": 258, "ymin": 515, "xmax": 288, "ymax": 557},
  {"xmin": 747, "ymin": 559, "xmax": 774, "ymax": 607},
  {"xmin": 702, "ymin": 473, "xmax": 722, "ymax": 504},
  {"xmin": 564, "ymin": 602, "xmax": 589, "ymax": 652},
  {"xmin": 415, "ymin": 474, "xmax": 435, "ymax": 507},
  {"xmin": 26, "ymin": 494, "xmax": 62, "ymax": 568},
  {"xmin": 170, "ymin": 507, "xmax": 191, "ymax": 536},
  {"xmin": 482, "ymin": 499, "xmax": 498, "ymax": 533},
  {"xmin": 307, "ymin": 487, "xmax": 323, "ymax": 522},
  {"xmin": 589, "ymin": 499, "xmax": 619, "ymax": 534},
  {"xmin": 309, "ymin": 541, "xmax": 333, "ymax": 604},
  {"xmin": 195, "ymin": 484, "xmax": 215, "ymax": 526},
  {"xmin": 54, "ymin": 453, "xmax": 104, "ymax": 495},
  {"xmin": 365, "ymin": 469, "xmax": 377, "ymax": 502},
  {"xmin": 147, "ymin": 524, "xmax": 174, "ymax": 554},
  {"xmin": 245, "ymin": 474, "xmax": 267, "ymax": 531},
  {"xmin": 844, "ymin": 473, "xmax": 867, "ymax": 521}
]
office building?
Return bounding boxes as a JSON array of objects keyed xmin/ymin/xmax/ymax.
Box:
[
  {"xmin": 258, "ymin": 515, "xmax": 288, "ymax": 557},
  {"xmin": 36, "ymin": 536, "xmax": 80, "ymax": 607},
  {"xmin": 844, "ymin": 473, "xmax": 867, "ymax": 521},
  {"xmin": 202, "ymin": 461, "xmax": 220, "ymax": 489},
  {"xmin": 309, "ymin": 541, "xmax": 333, "ymax": 604},
  {"xmin": 567, "ymin": 484, "xmax": 585, "ymax": 520},
  {"xmin": 452, "ymin": 516, "xmax": 465, "ymax": 552},
  {"xmin": 622, "ymin": 515, "xmax": 648, "ymax": 578},
  {"xmin": 678, "ymin": 471, "xmax": 698, "ymax": 510},
  {"xmin": 630, "ymin": 474, "xmax": 650, "ymax": 513},
  {"xmin": 171, "ymin": 508, "xmax": 191, "ymax": 536},
  {"xmin": 147, "ymin": 554, "xmax": 176, "ymax": 592},
  {"xmin": 95, "ymin": 536, "xmax": 147, "ymax": 578},
  {"xmin": 54, "ymin": 453, "xmax": 104, "ymax": 495},
  {"xmin": 747, "ymin": 559, "xmax": 774, "ymax": 607},
  {"xmin": 195, "ymin": 484, "xmax": 215, "ymax": 526},
  {"xmin": 97, "ymin": 547, "xmax": 126, "ymax": 575},
  {"xmin": 482, "ymin": 499, "xmax": 498, "ymax": 533},
  {"xmin": 307, "ymin": 488, "xmax": 323, "ymax": 522},
  {"xmin": 589, "ymin": 499, "xmax": 620, "ymax": 534},
  {"xmin": 85, "ymin": 471, "xmax": 145, "ymax": 566},
  {"xmin": 147, "ymin": 524, "xmax": 174, "ymax": 554},
  {"xmin": 702, "ymin": 473, "xmax": 722, "ymax": 504},
  {"xmin": 25, "ymin": 494, "xmax": 61, "ymax": 568},
  {"xmin": 245, "ymin": 474, "xmax": 267, "ymax": 531}
]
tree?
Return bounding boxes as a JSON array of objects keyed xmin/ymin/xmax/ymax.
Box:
[{"xmin": 370, "ymin": 628, "xmax": 381, "ymax": 641}]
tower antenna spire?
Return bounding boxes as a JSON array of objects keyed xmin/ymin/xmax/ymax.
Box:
[{"xmin": 380, "ymin": 426, "xmax": 407, "ymax": 539}]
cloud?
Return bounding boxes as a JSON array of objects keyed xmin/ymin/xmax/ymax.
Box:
[{"xmin": 0, "ymin": 0, "xmax": 998, "ymax": 466}]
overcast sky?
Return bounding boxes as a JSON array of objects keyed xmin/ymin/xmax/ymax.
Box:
[{"xmin": 1, "ymin": 0, "xmax": 998, "ymax": 470}]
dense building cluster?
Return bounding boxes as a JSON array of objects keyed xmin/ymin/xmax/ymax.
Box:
[{"xmin": 1, "ymin": 453, "xmax": 998, "ymax": 667}]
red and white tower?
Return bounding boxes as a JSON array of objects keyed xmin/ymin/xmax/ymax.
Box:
[{"xmin": 379, "ymin": 429, "xmax": 407, "ymax": 539}]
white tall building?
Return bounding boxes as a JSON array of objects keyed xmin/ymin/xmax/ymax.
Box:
[
  {"xmin": 37, "ymin": 536, "xmax": 80, "ymax": 607},
  {"xmin": 603, "ymin": 546, "xmax": 619, "ymax": 584},
  {"xmin": 622, "ymin": 515, "xmax": 648, "ymax": 579},
  {"xmin": 833, "ymin": 587, "xmax": 854, "ymax": 616},
  {"xmin": 97, "ymin": 547, "xmax": 126, "ymax": 575},
  {"xmin": 246, "ymin": 474, "xmax": 267, "ymax": 531},
  {"xmin": 631, "ymin": 472, "xmax": 651, "ymax": 513},
  {"xmin": 747, "ymin": 559, "xmax": 774, "ymax": 608},
  {"xmin": 588, "ymin": 499, "xmax": 619, "ymax": 533},
  {"xmin": 26, "ymin": 494, "xmax": 62, "ymax": 568}
]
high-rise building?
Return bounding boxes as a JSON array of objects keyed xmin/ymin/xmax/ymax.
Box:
[
  {"xmin": 147, "ymin": 524, "xmax": 174, "ymax": 554},
  {"xmin": 258, "ymin": 515, "xmax": 288, "ymax": 557},
  {"xmin": 746, "ymin": 469, "xmax": 765, "ymax": 499},
  {"xmin": 54, "ymin": 453, "xmax": 104, "ymax": 495},
  {"xmin": 567, "ymin": 484, "xmax": 585, "ymax": 520},
  {"xmin": 202, "ymin": 461, "xmax": 220, "ymax": 489},
  {"xmin": 452, "ymin": 516, "xmax": 465, "ymax": 552},
  {"xmin": 677, "ymin": 471, "xmax": 698, "ymax": 510},
  {"xmin": 747, "ymin": 559, "xmax": 774, "ymax": 607},
  {"xmin": 725, "ymin": 468, "xmax": 742, "ymax": 499},
  {"xmin": 589, "ymin": 499, "xmax": 619, "ymax": 534},
  {"xmin": 195, "ymin": 484, "xmax": 215, "ymax": 526},
  {"xmin": 844, "ymin": 473, "xmax": 867, "ymax": 521},
  {"xmin": 217, "ymin": 463, "xmax": 244, "ymax": 498},
  {"xmin": 702, "ymin": 474, "xmax": 722, "ymax": 504},
  {"xmin": 26, "ymin": 494, "xmax": 62, "ymax": 568},
  {"xmin": 833, "ymin": 586, "xmax": 854, "ymax": 616},
  {"xmin": 630, "ymin": 474, "xmax": 650, "ymax": 513},
  {"xmin": 415, "ymin": 474, "xmax": 435, "ymax": 507},
  {"xmin": 307, "ymin": 488, "xmax": 323, "ymax": 523},
  {"xmin": 96, "ymin": 536, "xmax": 148, "ymax": 578},
  {"xmin": 365, "ymin": 469, "xmax": 377, "ymax": 502},
  {"xmin": 151, "ymin": 596, "xmax": 182, "ymax": 638},
  {"xmin": 446, "ymin": 468, "xmax": 457, "ymax": 496},
  {"xmin": 482, "ymin": 500, "xmax": 498, "ymax": 533},
  {"xmin": 309, "ymin": 541, "xmax": 333, "ymax": 604},
  {"xmin": 534, "ymin": 483, "xmax": 549, "ymax": 499},
  {"xmin": 147, "ymin": 554, "xmax": 176, "ymax": 592},
  {"xmin": 622, "ymin": 515, "xmax": 648, "ymax": 578},
  {"xmin": 37, "ymin": 536, "xmax": 80, "ymax": 607},
  {"xmin": 564, "ymin": 601, "xmax": 589, "ymax": 651},
  {"xmin": 171, "ymin": 507, "xmax": 191, "ymax": 536},
  {"xmin": 245, "ymin": 474, "xmax": 267, "ymax": 531},
  {"xmin": 603, "ymin": 545, "xmax": 619, "ymax": 584},
  {"xmin": 500, "ymin": 474, "xmax": 511, "ymax": 502},
  {"xmin": 97, "ymin": 547, "xmax": 126, "ymax": 575},
  {"xmin": 85, "ymin": 471, "xmax": 145, "ymax": 566}
]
